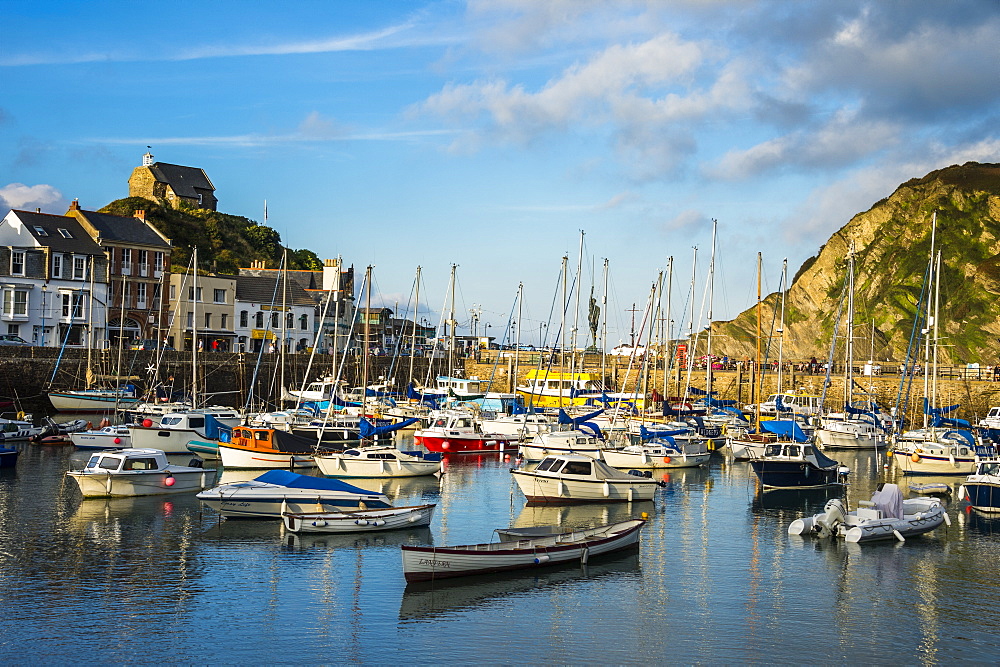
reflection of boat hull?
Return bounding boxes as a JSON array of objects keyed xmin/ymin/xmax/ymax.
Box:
[
  {"xmin": 401, "ymin": 519, "xmax": 644, "ymax": 582},
  {"xmin": 282, "ymin": 503, "xmax": 435, "ymax": 533}
]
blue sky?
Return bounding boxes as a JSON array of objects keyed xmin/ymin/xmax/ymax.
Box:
[{"xmin": 2, "ymin": 1, "xmax": 998, "ymax": 349}]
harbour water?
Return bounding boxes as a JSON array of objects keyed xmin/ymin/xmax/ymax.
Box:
[{"xmin": 2, "ymin": 437, "xmax": 1000, "ymax": 664}]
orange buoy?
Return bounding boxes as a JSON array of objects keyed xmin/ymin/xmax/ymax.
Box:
[
  {"xmin": 662, "ymin": 456, "xmax": 672, "ymax": 464},
  {"xmin": 911, "ymin": 453, "xmax": 921, "ymax": 463}
]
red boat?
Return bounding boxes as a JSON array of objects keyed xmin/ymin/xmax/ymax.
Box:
[{"xmin": 414, "ymin": 410, "xmax": 514, "ymax": 454}]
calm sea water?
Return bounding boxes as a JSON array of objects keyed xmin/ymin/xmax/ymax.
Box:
[{"xmin": 2, "ymin": 435, "xmax": 1000, "ymax": 664}]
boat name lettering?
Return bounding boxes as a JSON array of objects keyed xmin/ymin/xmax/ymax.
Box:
[{"xmin": 417, "ymin": 558, "xmax": 451, "ymax": 568}]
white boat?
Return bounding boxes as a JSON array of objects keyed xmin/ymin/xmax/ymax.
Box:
[
  {"xmin": 478, "ymin": 411, "xmax": 557, "ymax": 438},
  {"xmin": 0, "ymin": 415, "xmax": 42, "ymax": 442},
  {"xmin": 959, "ymin": 459, "xmax": 1000, "ymax": 512},
  {"xmin": 815, "ymin": 416, "xmax": 886, "ymax": 450},
  {"xmin": 979, "ymin": 407, "xmax": 1000, "ymax": 431},
  {"xmin": 890, "ymin": 427, "xmax": 982, "ymax": 475},
  {"xmin": 70, "ymin": 425, "xmax": 132, "ymax": 450},
  {"xmin": 314, "ymin": 445, "xmax": 442, "ymax": 478},
  {"xmin": 282, "ymin": 503, "xmax": 436, "ymax": 533},
  {"xmin": 66, "ymin": 448, "xmax": 214, "ymax": 498},
  {"xmin": 748, "ymin": 391, "xmax": 823, "ymax": 417},
  {"xmin": 602, "ymin": 439, "xmax": 710, "ymax": 469},
  {"xmin": 196, "ymin": 469, "xmax": 392, "ymax": 518},
  {"xmin": 48, "ymin": 385, "xmax": 141, "ymax": 412},
  {"xmin": 518, "ymin": 430, "xmax": 609, "ymax": 462},
  {"xmin": 510, "ymin": 454, "xmax": 662, "ymax": 503},
  {"xmin": 400, "ymin": 519, "xmax": 645, "ymax": 582},
  {"xmin": 788, "ymin": 483, "xmax": 949, "ymax": 543},
  {"xmin": 128, "ymin": 409, "xmax": 242, "ymax": 454}
]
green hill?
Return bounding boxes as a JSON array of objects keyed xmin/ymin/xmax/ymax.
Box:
[
  {"xmin": 714, "ymin": 162, "xmax": 1000, "ymax": 365},
  {"xmin": 99, "ymin": 197, "xmax": 321, "ymax": 274}
]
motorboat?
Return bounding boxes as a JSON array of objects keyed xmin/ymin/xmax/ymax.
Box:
[
  {"xmin": 196, "ymin": 469, "xmax": 392, "ymax": 518},
  {"xmin": 128, "ymin": 409, "xmax": 242, "ymax": 454},
  {"xmin": 959, "ymin": 459, "xmax": 1000, "ymax": 512},
  {"xmin": 314, "ymin": 445, "xmax": 442, "ymax": 478},
  {"xmin": 514, "ymin": 370, "xmax": 611, "ymax": 409},
  {"xmin": 48, "ymin": 385, "xmax": 140, "ymax": 412},
  {"xmin": 748, "ymin": 422, "xmax": 849, "ymax": 489},
  {"xmin": 33, "ymin": 418, "xmax": 91, "ymax": 444},
  {"xmin": 602, "ymin": 427, "xmax": 711, "ymax": 470},
  {"xmin": 748, "ymin": 391, "xmax": 823, "ymax": 417},
  {"xmin": 478, "ymin": 411, "xmax": 557, "ymax": 438},
  {"xmin": 66, "ymin": 448, "xmax": 214, "ymax": 498},
  {"xmin": 510, "ymin": 454, "xmax": 663, "ymax": 503},
  {"xmin": 788, "ymin": 483, "xmax": 949, "ymax": 543},
  {"xmin": 400, "ymin": 519, "xmax": 645, "ymax": 582},
  {"xmin": 413, "ymin": 409, "xmax": 513, "ymax": 454},
  {"xmin": 217, "ymin": 426, "xmax": 332, "ymax": 469},
  {"xmin": 726, "ymin": 418, "xmax": 810, "ymax": 460},
  {"xmin": 70, "ymin": 425, "xmax": 132, "ymax": 450},
  {"xmin": 518, "ymin": 430, "xmax": 609, "ymax": 462},
  {"xmin": 0, "ymin": 414, "xmax": 42, "ymax": 442},
  {"xmin": 815, "ymin": 415, "xmax": 886, "ymax": 450},
  {"xmin": 282, "ymin": 503, "xmax": 436, "ymax": 534},
  {"xmin": 889, "ymin": 427, "xmax": 984, "ymax": 475}
]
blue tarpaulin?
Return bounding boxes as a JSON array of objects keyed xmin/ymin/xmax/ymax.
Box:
[{"xmin": 760, "ymin": 419, "xmax": 809, "ymax": 443}]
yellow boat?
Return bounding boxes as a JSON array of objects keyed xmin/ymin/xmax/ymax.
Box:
[{"xmin": 515, "ymin": 370, "xmax": 642, "ymax": 410}]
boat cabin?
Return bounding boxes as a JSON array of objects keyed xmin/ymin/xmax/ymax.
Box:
[
  {"xmin": 436, "ymin": 376, "xmax": 483, "ymax": 395},
  {"xmin": 84, "ymin": 448, "xmax": 170, "ymax": 472},
  {"xmin": 427, "ymin": 411, "xmax": 479, "ymax": 433},
  {"xmin": 533, "ymin": 454, "xmax": 625, "ymax": 479},
  {"xmin": 759, "ymin": 392, "xmax": 822, "ymax": 415},
  {"xmin": 157, "ymin": 410, "xmax": 241, "ymax": 430},
  {"xmin": 980, "ymin": 407, "xmax": 1000, "ymax": 430}
]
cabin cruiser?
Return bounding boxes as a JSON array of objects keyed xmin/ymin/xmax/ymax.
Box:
[
  {"xmin": 128, "ymin": 409, "xmax": 242, "ymax": 454},
  {"xmin": 413, "ymin": 409, "xmax": 513, "ymax": 453},
  {"xmin": 70, "ymin": 424, "xmax": 132, "ymax": 450},
  {"xmin": 314, "ymin": 445, "xmax": 442, "ymax": 478},
  {"xmin": 478, "ymin": 411, "xmax": 557, "ymax": 438},
  {"xmin": 748, "ymin": 391, "xmax": 823, "ymax": 417},
  {"xmin": 749, "ymin": 437, "xmax": 849, "ymax": 490},
  {"xmin": 510, "ymin": 453, "xmax": 662, "ymax": 503},
  {"xmin": 518, "ymin": 429, "xmax": 610, "ymax": 462},
  {"xmin": 890, "ymin": 428, "xmax": 984, "ymax": 475},
  {"xmin": 960, "ymin": 459, "xmax": 1000, "ymax": 512},
  {"xmin": 66, "ymin": 448, "xmax": 214, "ymax": 497}
]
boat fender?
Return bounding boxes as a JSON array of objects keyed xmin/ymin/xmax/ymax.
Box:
[
  {"xmin": 943, "ymin": 512, "xmax": 951, "ymax": 527},
  {"xmin": 142, "ymin": 419, "xmax": 153, "ymax": 428},
  {"xmin": 893, "ymin": 529, "xmax": 906, "ymax": 542},
  {"xmin": 442, "ymin": 441, "xmax": 450, "ymax": 450},
  {"xmin": 312, "ymin": 521, "xmax": 328, "ymax": 528},
  {"xmin": 408, "ymin": 513, "xmax": 421, "ymax": 523},
  {"xmin": 355, "ymin": 519, "xmax": 369, "ymax": 526},
  {"xmin": 662, "ymin": 456, "xmax": 672, "ymax": 464},
  {"xmin": 114, "ymin": 437, "xmax": 121, "ymax": 444},
  {"xmin": 534, "ymin": 554, "xmax": 550, "ymax": 564},
  {"xmin": 958, "ymin": 485, "xmax": 967, "ymax": 501},
  {"xmin": 911, "ymin": 453, "xmax": 921, "ymax": 463},
  {"xmin": 603, "ymin": 481, "xmax": 611, "ymax": 497},
  {"xmin": 372, "ymin": 519, "xmax": 386, "ymax": 527},
  {"xmin": 164, "ymin": 474, "xmax": 175, "ymax": 487}
]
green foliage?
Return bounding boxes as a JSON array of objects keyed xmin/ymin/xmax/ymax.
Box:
[{"xmin": 99, "ymin": 197, "xmax": 323, "ymax": 275}]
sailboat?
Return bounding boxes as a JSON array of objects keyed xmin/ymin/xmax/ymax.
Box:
[
  {"xmin": 889, "ymin": 215, "xmax": 991, "ymax": 475},
  {"xmin": 815, "ymin": 244, "xmax": 887, "ymax": 450}
]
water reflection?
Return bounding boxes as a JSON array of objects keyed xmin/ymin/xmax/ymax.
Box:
[
  {"xmin": 512, "ymin": 502, "xmax": 652, "ymax": 530},
  {"xmin": 398, "ymin": 552, "xmax": 641, "ymax": 622},
  {"xmin": 282, "ymin": 527, "xmax": 432, "ymax": 551}
]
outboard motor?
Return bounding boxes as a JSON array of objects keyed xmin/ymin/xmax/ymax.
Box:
[{"xmin": 814, "ymin": 498, "xmax": 846, "ymax": 538}]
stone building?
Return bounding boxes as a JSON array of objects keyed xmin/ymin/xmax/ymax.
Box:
[
  {"xmin": 234, "ymin": 274, "xmax": 317, "ymax": 354},
  {"xmin": 166, "ymin": 272, "xmax": 236, "ymax": 352},
  {"xmin": 0, "ymin": 209, "xmax": 109, "ymax": 347},
  {"xmin": 65, "ymin": 201, "xmax": 172, "ymax": 345},
  {"xmin": 128, "ymin": 151, "xmax": 217, "ymax": 211}
]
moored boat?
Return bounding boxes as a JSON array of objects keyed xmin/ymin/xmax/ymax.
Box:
[
  {"xmin": 282, "ymin": 503, "xmax": 436, "ymax": 533},
  {"xmin": 413, "ymin": 409, "xmax": 513, "ymax": 454},
  {"xmin": 48, "ymin": 385, "xmax": 140, "ymax": 412},
  {"xmin": 217, "ymin": 426, "xmax": 330, "ymax": 469},
  {"xmin": 314, "ymin": 445, "xmax": 442, "ymax": 478},
  {"xmin": 510, "ymin": 454, "xmax": 662, "ymax": 503},
  {"xmin": 70, "ymin": 424, "xmax": 132, "ymax": 450},
  {"xmin": 959, "ymin": 459, "xmax": 1000, "ymax": 512},
  {"xmin": 66, "ymin": 448, "xmax": 214, "ymax": 498},
  {"xmin": 400, "ymin": 519, "xmax": 645, "ymax": 582}
]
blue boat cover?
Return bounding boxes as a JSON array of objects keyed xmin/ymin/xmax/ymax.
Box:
[
  {"xmin": 203, "ymin": 414, "xmax": 232, "ymax": 441},
  {"xmin": 639, "ymin": 425, "xmax": 689, "ymax": 441},
  {"xmin": 760, "ymin": 419, "xmax": 809, "ymax": 443},
  {"xmin": 359, "ymin": 416, "xmax": 419, "ymax": 438},
  {"xmin": 844, "ymin": 404, "xmax": 883, "ymax": 429},
  {"xmin": 558, "ymin": 407, "xmax": 605, "ymax": 425},
  {"xmin": 254, "ymin": 470, "xmax": 379, "ymax": 495}
]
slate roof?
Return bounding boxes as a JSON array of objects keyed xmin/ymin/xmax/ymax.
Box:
[
  {"xmin": 149, "ymin": 162, "xmax": 216, "ymax": 198},
  {"xmin": 73, "ymin": 210, "xmax": 171, "ymax": 247},
  {"xmin": 8, "ymin": 210, "xmax": 104, "ymax": 254},
  {"xmin": 236, "ymin": 275, "xmax": 317, "ymax": 307}
]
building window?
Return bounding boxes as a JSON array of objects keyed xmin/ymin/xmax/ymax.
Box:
[
  {"xmin": 154, "ymin": 252, "xmax": 165, "ymax": 273},
  {"xmin": 136, "ymin": 282, "xmax": 147, "ymax": 308},
  {"xmin": 10, "ymin": 251, "xmax": 25, "ymax": 276},
  {"xmin": 33, "ymin": 226, "xmax": 48, "ymax": 237},
  {"xmin": 138, "ymin": 250, "xmax": 148, "ymax": 275},
  {"xmin": 73, "ymin": 256, "xmax": 86, "ymax": 280},
  {"xmin": 2, "ymin": 289, "xmax": 28, "ymax": 317},
  {"xmin": 57, "ymin": 228, "xmax": 73, "ymax": 239},
  {"xmin": 188, "ymin": 286, "xmax": 203, "ymax": 302},
  {"xmin": 121, "ymin": 248, "xmax": 132, "ymax": 274},
  {"xmin": 299, "ymin": 314, "xmax": 308, "ymax": 330},
  {"xmin": 7, "ymin": 323, "xmax": 19, "ymax": 336},
  {"xmin": 221, "ymin": 313, "xmax": 228, "ymax": 329},
  {"xmin": 271, "ymin": 312, "xmax": 279, "ymax": 328},
  {"xmin": 52, "ymin": 254, "xmax": 62, "ymax": 279},
  {"xmin": 255, "ymin": 312, "xmax": 264, "ymax": 328},
  {"xmin": 61, "ymin": 293, "xmax": 84, "ymax": 319},
  {"xmin": 213, "ymin": 288, "xmax": 226, "ymax": 304},
  {"xmin": 186, "ymin": 312, "xmax": 193, "ymax": 328},
  {"xmin": 286, "ymin": 313, "xmax": 294, "ymax": 329},
  {"xmin": 204, "ymin": 312, "xmax": 211, "ymax": 329},
  {"xmin": 170, "ymin": 284, "xmax": 176, "ymax": 301},
  {"xmin": 240, "ymin": 310, "xmax": 248, "ymax": 327}
]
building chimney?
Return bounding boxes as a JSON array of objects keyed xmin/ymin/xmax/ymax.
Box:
[
  {"xmin": 69, "ymin": 199, "xmax": 80, "ymax": 211},
  {"xmin": 35, "ymin": 208, "xmax": 40, "ymax": 213},
  {"xmin": 134, "ymin": 210, "xmax": 146, "ymax": 222}
]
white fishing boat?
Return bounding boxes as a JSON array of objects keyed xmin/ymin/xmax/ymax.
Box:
[
  {"xmin": 400, "ymin": 519, "xmax": 645, "ymax": 582},
  {"xmin": 314, "ymin": 445, "xmax": 442, "ymax": 478},
  {"xmin": 196, "ymin": 469, "xmax": 392, "ymax": 518},
  {"xmin": 518, "ymin": 430, "xmax": 609, "ymax": 462},
  {"xmin": 70, "ymin": 425, "xmax": 132, "ymax": 450},
  {"xmin": 510, "ymin": 454, "xmax": 662, "ymax": 503},
  {"xmin": 0, "ymin": 414, "xmax": 42, "ymax": 442},
  {"xmin": 282, "ymin": 503, "xmax": 436, "ymax": 533},
  {"xmin": 788, "ymin": 483, "xmax": 949, "ymax": 543},
  {"xmin": 128, "ymin": 409, "xmax": 241, "ymax": 454},
  {"xmin": 602, "ymin": 439, "xmax": 710, "ymax": 470},
  {"xmin": 66, "ymin": 448, "xmax": 214, "ymax": 498}
]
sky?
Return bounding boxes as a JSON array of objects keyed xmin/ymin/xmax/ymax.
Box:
[{"xmin": 2, "ymin": 1, "xmax": 999, "ymax": 350}]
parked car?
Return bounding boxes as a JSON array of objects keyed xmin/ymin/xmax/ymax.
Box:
[
  {"xmin": 130, "ymin": 339, "xmax": 174, "ymax": 351},
  {"xmin": 0, "ymin": 334, "xmax": 30, "ymax": 346}
]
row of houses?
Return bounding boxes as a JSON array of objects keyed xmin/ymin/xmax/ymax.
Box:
[{"xmin": 0, "ymin": 204, "xmax": 433, "ymax": 354}]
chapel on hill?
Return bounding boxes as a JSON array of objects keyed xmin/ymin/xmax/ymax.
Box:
[{"xmin": 128, "ymin": 151, "xmax": 217, "ymax": 211}]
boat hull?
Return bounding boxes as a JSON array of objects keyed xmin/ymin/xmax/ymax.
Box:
[
  {"xmin": 961, "ymin": 482, "xmax": 1000, "ymax": 512},
  {"xmin": 815, "ymin": 426, "xmax": 884, "ymax": 450},
  {"xmin": 401, "ymin": 519, "xmax": 644, "ymax": 582},
  {"xmin": 70, "ymin": 431, "xmax": 132, "ymax": 450},
  {"xmin": 48, "ymin": 391, "xmax": 139, "ymax": 412},
  {"xmin": 0, "ymin": 446, "xmax": 17, "ymax": 468},
  {"xmin": 127, "ymin": 426, "xmax": 204, "ymax": 454},
  {"xmin": 314, "ymin": 454, "xmax": 441, "ymax": 478},
  {"xmin": 891, "ymin": 451, "xmax": 977, "ymax": 475},
  {"xmin": 67, "ymin": 469, "xmax": 215, "ymax": 498},
  {"xmin": 218, "ymin": 443, "xmax": 315, "ymax": 469},
  {"xmin": 601, "ymin": 450, "xmax": 710, "ymax": 469},
  {"xmin": 283, "ymin": 504, "xmax": 435, "ymax": 533},
  {"xmin": 414, "ymin": 433, "xmax": 513, "ymax": 454},
  {"xmin": 750, "ymin": 460, "xmax": 846, "ymax": 489},
  {"xmin": 510, "ymin": 470, "xmax": 657, "ymax": 503}
]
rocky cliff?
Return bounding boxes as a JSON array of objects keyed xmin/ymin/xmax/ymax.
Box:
[{"xmin": 713, "ymin": 162, "xmax": 1000, "ymax": 365}]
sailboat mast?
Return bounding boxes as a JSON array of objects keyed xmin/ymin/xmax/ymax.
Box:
[
  {"xmin": 684, "ymin": 246, "xmax": 697, "ymax": 398},
  {"xmin": 409, "ymin": 266, "xmax": 421, "ymax": 383},
  {"xmin": 662, "ymin": 256, "xmax": 672, "ymax": 401},
  {"xmin": 448, "ymin": 264, "xmax": 457, "ymax": 376},
  {"xmin": 281, "ymin": 249, "xmax": 287, "ymax": 403},
  {"xmin": 191, "ymin": 247, "xmax": 198, "ymax": 407},
  {"xmin": 923, "ymin": 212, "xmax": 937, "ymax": 427},
  {"xmin": 932, "ymin": 250, "xmax": 941, "ymax": 414},
  {"xmin": 600, "ymin": 258, "xmax": 609, "ymax": 386},
  {"xmin": 560, "ymin": 255, "xmax": 568, "ymax": 372},
  {"xmin": 845, "ymin": 246, "xmax": 855, "ymax": 408},
  {"xmin": 515, "ymin": 282, "xmax": 523, "ymax": 383},
  {"xmin": 362, "ymin": 266, "xmax": 373, "ymax": 409},
  {"xmin": 706, "ymin": 220, "xmax": 717, "ymax": 398},
  {"xmin": 571, "ymin": 231, "xmax": 584, "ymax": 376},
  {"xmin": 777, "ymin": 258, "xmax": 787, "ymax": 393},
  {"xmin": 755, "ymin": 251, "xmax": 762, "ymax": 425}
]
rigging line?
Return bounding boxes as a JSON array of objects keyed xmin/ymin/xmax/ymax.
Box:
[
  {"xmin": 384, "ymin": 275, "xmax": 418, "ymax": 384},
  {"xmin": 526, "ymin": 260, "xmax": 570, "ymax": 411},
  {"xmin": 243, "ymin": 252, "xmax": 286, "ymax": 415},
  {"xmin": 481, "ymin": 289, "xmax": 522, "ymax": 396}
]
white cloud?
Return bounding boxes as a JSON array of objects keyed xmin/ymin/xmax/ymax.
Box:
[
  {"xmin": 0, "ymin": 183, "xmax": 64, "ymax": 212},
  {"xmin": 665, "ymin": 209, "xmax": 711, "ymax": 232}
]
